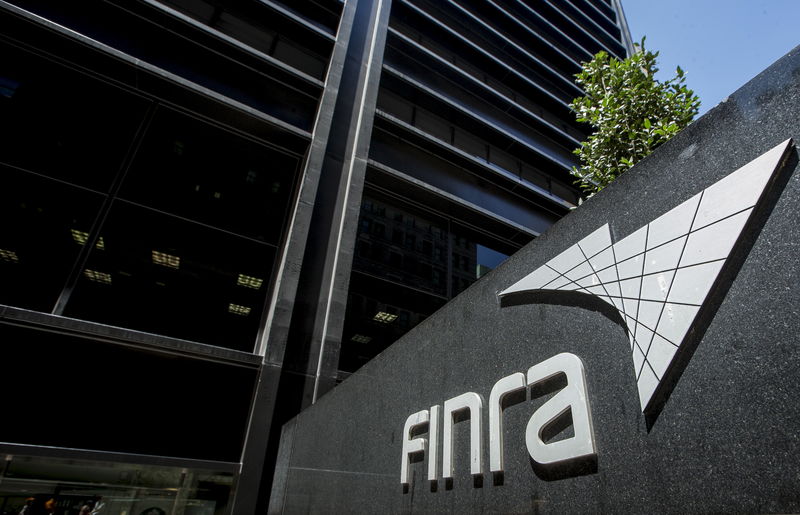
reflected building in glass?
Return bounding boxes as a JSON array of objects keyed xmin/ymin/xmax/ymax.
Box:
[{"xmin": 0, "ymin": 0, "xmax": 632, "ymax": 512}]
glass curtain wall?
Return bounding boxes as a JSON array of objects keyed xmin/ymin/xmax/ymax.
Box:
[
  {"xmin": 338, "ymin": 190, "xmax": 512, "ymax": 376},
  {"xmin": 0, "ymin": 40, "xmax": 300, "ymax": 353},
  {"xmin": 0, "ymin": 453, "xmax": 234, "ymax": 515}
]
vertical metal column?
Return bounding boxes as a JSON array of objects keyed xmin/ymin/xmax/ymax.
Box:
[
  {"xmin": 611, "ymin": 0, "xmax": 636, "ymax": 56},
  {"xmin": 306, "ymin": 0, "xmax": 393, "ymax": 402},
  {"xmin": 235, "ymin": 0, "xmax": 393, "ymax": 511}
]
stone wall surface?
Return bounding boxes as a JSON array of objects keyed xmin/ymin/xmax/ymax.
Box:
[{"xmin": 269, "ymin": 46, "xmax": 800, "ymax": 514}]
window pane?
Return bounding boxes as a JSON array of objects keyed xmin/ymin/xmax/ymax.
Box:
[
  {"xmin": 339, "ymin": 271, "xmax": 447, "ymax": 374},
  {"xmin": 160, "ymin": 0, "xmax": 330, "ymax": 79},
  {"xmin": 351, "ymin": 195, "xmax": 448, "ymax": 297},
  {"xmin": 0, "ymin": 41, "xmax": 150, "ymax": 191},
  {"xmin": 0, "ymin": 166, "xmax": 104, "ymax": 311},
  {"xmin": 0, "ymin": 454, "xmax": 234, "ymax": 515},
  {"xmin": 120, "ymin": 107, "xmax": 299, "ymax": 244},
  {"xmin": 339, "ymin": 195, "xmax": 516, "ymax": 376},
  {"xmin": 477, "ymin": 244, "xmax": 508, "ymax": 277},
  {"xmin": 7, "ymin": 0, "xmax": 319, "ymax": 130},
  {"xmin": 64, "ymin": 202, "xmax": 275, "ymax": 351},
  {"xmin": 0, "ymin": 323, "xmax": 255, "ymax": 460},
  {"xmin": 450, "ymin": 224, "xmax": 510, "ymax": 295}
]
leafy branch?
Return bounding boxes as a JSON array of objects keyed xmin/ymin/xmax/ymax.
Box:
[{"xmin": 569, "ymin": 39, "xmax": 700, "ymax": 195}]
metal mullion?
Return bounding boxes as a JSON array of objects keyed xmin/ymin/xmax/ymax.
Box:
[
  {"xmin": 372, "ymin": 116, "xmax": 574, "ymax": 214},
  {"xmin": 113, "ymin": 198, "xmax": 279, "ymax": 249},
  {"xmin": 52, "ymin": 102, "xmax": 159, "ymax": 315},
  {"xmin": 0, "ymin": 442, "xmax": 240, "ymax": 473},
  {"xmin": 1, "ymin": 306, "xmax": 262, "ymax": 368}
]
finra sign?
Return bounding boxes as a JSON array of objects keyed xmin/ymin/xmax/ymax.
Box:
[{"xmin": 400, "ymin": 353, "xmax": 596, "ymax": 485}]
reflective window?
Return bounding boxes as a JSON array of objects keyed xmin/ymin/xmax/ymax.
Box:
[
  {"xmin": 64, "ymin": 203, "xmax": 275, "ymax": 352},
  {"xmin": 351, "ymin": 196, "xmax": 449, "ymax": 297},
  {"xmin": 0, "ymin": 454, "xmax": 234, "ymax": 515},
  {"xmin": 159, "ymin": 0, "xmax": 331, "ymax": 79},
  {"xmin": 0, "ymin": 166, "xmax": 104, "ymax": 312},
  {"xmin": 7, "ymin": 1, "xmax": 319, "ymax": 130},
  {"xmin": 449, "ymin": 225, "xmax": 510, "ymax": 295},
  {"xmin": 0, "ymin": 324, "xmax": 255, "ymax": 460},
  {"xmin": 120, "ymin": 107, "xmax": 299, "ymax": 245},
  {"xmin": 0, "ymin": 42, "xmax": 301, "ymax": 354},
  {"xmin": 374, "ymin": 92, "xmax": 579, "ymax": 207},
  {"xmin": 339, "ymin": 193, "xmax": 512, "ymax": 375},
  {"xmin": 339, "ymin": 271, "xmax": 447, "ymax": 374},
  {"xmin": 0, "ymin": 41, "xmax": 149, "ymax": 192},
  {"xmin": 477, "ymin": 244, "xmax": 508, "ymax": 277}
]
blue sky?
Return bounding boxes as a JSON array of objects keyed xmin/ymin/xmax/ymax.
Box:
[{"xmin": 621, "ymin": 1, "xmax": 800, "ymax": 115}]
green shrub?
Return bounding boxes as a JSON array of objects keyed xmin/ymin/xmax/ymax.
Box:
[{"xmin": 570, "ymin": 40, "xmax": 700, "ymax": 195}]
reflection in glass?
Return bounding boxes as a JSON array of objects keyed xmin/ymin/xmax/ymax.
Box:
[
  {"xmin": 160, "ymin": 0, "xmax": 330, "ymax": 79},
  {"xmin": 0, "ymin": 41, "xmax": 149, "ymax": 191},
  {"xmin": 477, "ymin": 244, "xmax": 508, "ymax": 278},
  {"xmin": 0, "ymin": 166, "xmax": 104, "ymax": 312},
  {"xmin": 0, "ymin": 45, "xmax": 300, "ymax": 354},
  {"xmin": 0, "ymin": 454, "xmax": 234, "ymax": 515},
  {"xmin": 352, "ymin": 196, "xmax": 449, "ymax": 297},
  {"xmin": 339, "ymin": 271, "xmax": 447, "ymax": 374},
  {"xmin": 120, "ymin": 107, "xmax": 299, "ymax": 244},
  {"xmin": 450, "ymin": 225, "xmax": 510, "ymax": 296},
  {"xmin": 64, "ymin": 202, "xmax": 276, "ymax": 352},
  {"xmin": 338, "ymin": 193, "xmax": 513, "ymax": 376}
]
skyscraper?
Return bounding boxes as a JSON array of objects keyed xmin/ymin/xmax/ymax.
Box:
[{"xmin": 0, "ymin": 0, "xmax": 631, "ymax": 512}]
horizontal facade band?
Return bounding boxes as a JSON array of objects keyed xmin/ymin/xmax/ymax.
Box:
[
  {"xmin": 439, "ymin": 0, "xmax": 584, "ymax": 98},
  {"xmin": 141, "ymin": 0, "xmax": 327, "ymax": 91},
  {"xmin": 372, "ymin": 113, "xmax": 575, "ymax": 213},
  {"xmin": 571, "ymin": 0, "xmax": 620, "ymax": 35},
  {"xmin": 0, "ymin": 305, "xmax": 263, "ymax": 368},
  {"xmin": 0, "ymin": 1, "xmax": 317, "ymax": 143},
  {"xmin": 385, "ymin": 28, "xmax": 585, "ymax": 147},
  {"xmin": 411, "ymin": 0, "xmax": 583, "ymax": 101},
  {"xmin": 0, "ymin": 442, "xmax": 241, "ymax": 472},
  {"xmin": 380, "ymin": 64, "xmax": 577, "ymax": 169},
  {"xmin": 462, "ymin": 0, "xmax": 584, "ymax": 72},
  {"xmin": 366, "ymin": 158, "xmax": 539, "ymax": 245},
  {"xmin": 544, "ymin": 0, "xmax": 625, "ymax": 57},
  {"xmin": 503, "ymin": 0, "xmax": 598, "ymax": 63},
  {"xmin": 257, "ymin": 0, "xmax": 338, "ymax": 41},
  {"xmin": 393, "ymin": 0, "xmax": 573, "ymax": 113}
]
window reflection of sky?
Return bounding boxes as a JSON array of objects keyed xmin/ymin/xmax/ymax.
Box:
[
  {"xmin": 477, "ymin": 244, "xmax": 507, "ymax": 271},
  {"xmin": 0, "ymin": 76, "xmax": 19, "ymax": 98}
]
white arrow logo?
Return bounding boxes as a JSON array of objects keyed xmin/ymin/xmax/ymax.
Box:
[{"xmin": 499, "ymin": 139, "xmax": 792, "ymax": 416}]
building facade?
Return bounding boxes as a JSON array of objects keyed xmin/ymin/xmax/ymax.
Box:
[{"xmin": 0, "ymin": 0, "xmax": 631, "ymax": 513}]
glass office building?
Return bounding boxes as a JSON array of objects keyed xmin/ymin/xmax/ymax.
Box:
[{"xmin": 0, "ymin": 0, "xmax": 631, "ymax": 512}]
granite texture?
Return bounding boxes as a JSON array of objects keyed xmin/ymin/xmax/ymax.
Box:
[{"xmin": 270, "ymin": 46, "xmax": 800, "ymax": 513}]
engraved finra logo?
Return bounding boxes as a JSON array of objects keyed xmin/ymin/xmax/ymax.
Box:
[{"xmin": 499, "ymin": 139, "xmax": 792, "ymax": 423}]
